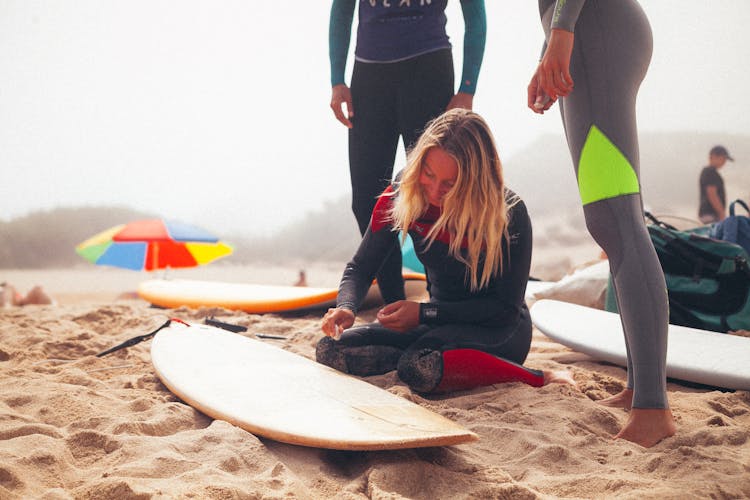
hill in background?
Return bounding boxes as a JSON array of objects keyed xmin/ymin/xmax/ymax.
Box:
[
  {"xmin": 0, "ymin": 206, "xmax": 156, "ymax": 268},
  {"xmin": 2, "ymin": 131, "xmax": 747, "ymax": 269},
  {"xmin": 229, "ymin": 197, "xmax": 362, "ymax": 264},
  {"xmin": 0, "ymin": 201, "xmax": 362, "ymax": 269},
  {"xmin": 503, "ymin": 131, "xmax": 749, "ymax": 218}
]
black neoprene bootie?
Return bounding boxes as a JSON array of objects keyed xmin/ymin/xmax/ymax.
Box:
[
  {"xmin": 316, "ymin": 336, "xmax": 348, "ymax": 373},
  {"xmin": 316, "ymin": 336, "xmax": 403, "ymax": 377},
  {"xmin": 397, "ymin": 348, "xmax": 443, "ymax": 393}
]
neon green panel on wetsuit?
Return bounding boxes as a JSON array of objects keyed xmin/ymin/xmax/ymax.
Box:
[{"xmin": 577, "ymin": 125, "xmax": 640, "ymax": 205}]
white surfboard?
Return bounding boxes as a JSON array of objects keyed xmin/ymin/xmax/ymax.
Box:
[
  {"xmin": 151, "ymin": 321, "xmax": 478, "ymax": 450},
  {"xmin": 530, "ymin": 299, "xmax": 750, "ymax": 390},
  {"xmin": 524, "ymin": 280, "xmax": 556, "ymax": 299}
]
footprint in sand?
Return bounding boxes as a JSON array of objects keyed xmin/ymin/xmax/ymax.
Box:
[{"xmin": 65, "ymin": 430, "xmax": 122, "ymax": 465}]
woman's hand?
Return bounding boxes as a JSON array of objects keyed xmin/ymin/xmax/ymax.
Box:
[
  {"xmin": 527, "ymin": 86, "xmax": 556, "ymax": 114},
  {"xmin": 321, "ymin": 307, "xmax": 355, "ymax": 337},
  {"xmin": 527, "ymin": 28, "xmax": 574, "ymax": 114},
  {"xmin": 376, "ymin": 300, "xmax": 420, "ymax": 333},
  {"xmin": 330, "ymin": 84, "xmax": 354, "ymax": 128},
  {"xmin": 446, "ymin": 92, "xmax": 474, "ymax": 111}
]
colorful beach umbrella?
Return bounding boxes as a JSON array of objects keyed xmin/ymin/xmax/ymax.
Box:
[{"xmin": 76, "ymin": 219, "xmax": 233, "ymax": 271}]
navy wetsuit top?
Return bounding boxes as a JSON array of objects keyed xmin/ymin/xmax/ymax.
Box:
[
  {"xmin": 356, "ymin": 0, "xmax": 451, "ymax": 62},
  {"xmin": 337, "ymin": 186, "xmax": 533, "ymax": 330},
  {"xmin": 329, "ymin": 0, "xmax": 486, "ymax": 94}
]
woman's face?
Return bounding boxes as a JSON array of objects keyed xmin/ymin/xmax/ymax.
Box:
[{"xmin": 419, "ymin": 147, "xmax": 459, "ymax": 207}]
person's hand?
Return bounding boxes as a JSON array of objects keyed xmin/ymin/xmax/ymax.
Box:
[
  {"xmin": 330, "ymin": 84, "xmax": 354, "ymax": 128},
  {"xmin": 446, "ymin": 92, "xmax": 474, "ymax": 111},
  {"xmin": 527, "ymin": 85, "xmax": 557, "ymax": 114},
  {"xmin": 376, "ymin": 300, "xmax": 420, "ymax": 333},
  {"xmin": 527, "ymin": 28, "xmax": 574, "ymax": 114},
  {"xmin": 538, "ymin": 29, "xmax": 575, "ymax": 97},
  {"xmin": 321, "ymin": 307, "xmax": 355, "ymax": 337}
]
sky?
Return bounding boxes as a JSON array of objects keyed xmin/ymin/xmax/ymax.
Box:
[{"xmin": 1, "ymin": 1, "xmax": 748, "ymax": 237}]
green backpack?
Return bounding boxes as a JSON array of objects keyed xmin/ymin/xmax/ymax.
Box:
[{"xmin": 605, "ymin": 213, "xmax": 750, "ymax": 333}]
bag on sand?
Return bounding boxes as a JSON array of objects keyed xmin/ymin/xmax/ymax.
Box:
[
  {"xmin": 605, "ymin": 212, "xmax": 750, "ymax": 333},
  {"xmin": 711, "ymin": 199, "xmax": 750, "ymax": 255}
]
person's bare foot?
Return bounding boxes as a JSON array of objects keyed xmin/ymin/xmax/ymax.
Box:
[
  {"xmin": 614, "ymin": 408, "xmax": 676, "ymax": 448},
  {"xmin": 543, "ymin": 369, "xmax": 577, "ymax": 387},
  {"xmin": 20, "ymin": 285, "xmax": 54, "ymax": 306},
  {"xmin": 599, "ymin": 388, "xmax": 633, "ymax": 409}
]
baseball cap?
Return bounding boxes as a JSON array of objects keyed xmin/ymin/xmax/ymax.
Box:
[{"xmin": 710, "ymin": 145, "xmax": 734, "ymax": 161}]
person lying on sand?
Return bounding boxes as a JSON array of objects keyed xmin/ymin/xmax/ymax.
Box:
[
  {"xmin": 317, "ymin": 109, "xmax": 574, "ymax": 394},
  {"xmin": 0, "ymin": 283, "xmax": 55, "ymax": 307}
]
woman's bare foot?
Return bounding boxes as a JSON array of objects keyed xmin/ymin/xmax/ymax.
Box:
[
  {"xmin": 543, "ymin": 369, "xmax": 577, "ymax": 387},
  {"xmin": 598, "ymin": 388, "xmax": 633, "ymax": 409},
  {"xmin": 614, "ymin": 408, "xmax": 676, "ymax": 448}
]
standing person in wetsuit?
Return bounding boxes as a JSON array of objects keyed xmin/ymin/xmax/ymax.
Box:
[
  {"xmin": 317, "ymin": 109, "xmax": 572, "ymax": 394},
  {"xmin": 329, "ymin": 0, "xmax": 486, "ymax": 304},
  {"xmin": 527, "ymin": 0, "xmax": 676, "ymax": 447},
  {"xmin": 698, "ymin": 145, "xmax": 734, "ymax": 224}
]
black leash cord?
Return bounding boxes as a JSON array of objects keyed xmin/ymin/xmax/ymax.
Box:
[{"xmin": 96, "ymin": 318, "xmax": 188, "ymax": 357}]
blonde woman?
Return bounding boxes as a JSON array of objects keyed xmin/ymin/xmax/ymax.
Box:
[{"xmin": 318, "ymin": 109, "xmax": 555, "ymax": 394}]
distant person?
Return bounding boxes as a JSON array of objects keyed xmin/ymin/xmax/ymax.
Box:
[
  {"xmin": 317, "ymin": 110, "xmax": 573, "ymax": 394},
  {"xmin": 698, "ymin": 145, "xmax": 734, "ymax": 224},
  {"xmin": 527, "ymin": 0, "xmax": 674, "ymax": 447},
  {"xmin": 293, "ymin": 270, "xmax": 308, "ymax": 287},
  {"xmin": 329, "ymin": 0, "xmax": 486, "ymax": 305},
  {"xmin": 0, "ymin": 283, "xmax": 55, "ymax": 307}
]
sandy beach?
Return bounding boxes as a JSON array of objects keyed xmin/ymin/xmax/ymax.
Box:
[{"xmin": 2, "ymin": 261, "xmax": 749, "ymax": 499}]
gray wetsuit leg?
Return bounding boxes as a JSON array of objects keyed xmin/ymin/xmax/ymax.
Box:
[{"xmin": 540, "ymin": 0, "xmax": 669, "ymax": 409}]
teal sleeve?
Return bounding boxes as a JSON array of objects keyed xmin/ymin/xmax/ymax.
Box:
[
  {"xmin": 458, "ymin": 0, "xmax": 486, "ymax": 95},
  {"xmin": 329, "ymin": 0, "xmax": 356, "ymax": 87},
  {"xmin": 551, "ymin": 0, "xmax": 585, "ymax": 32}
]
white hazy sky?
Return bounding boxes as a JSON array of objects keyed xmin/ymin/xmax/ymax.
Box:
[{"xmin": 1, "ymin": 1, "xmax": 748, "ymax": 236}]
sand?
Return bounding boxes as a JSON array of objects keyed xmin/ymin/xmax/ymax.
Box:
[{"xmin": 1, "ymin": 264, "xmax": 749, "ymax": 499}]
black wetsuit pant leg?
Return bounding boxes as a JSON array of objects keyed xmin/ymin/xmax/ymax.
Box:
[
  {"xmin": 317, "ymin": 306, "xmax": 533, "ymax": 393},
  {"xmin": 348, "ymin": 49, "xmax": 454, "ymax": 303}
]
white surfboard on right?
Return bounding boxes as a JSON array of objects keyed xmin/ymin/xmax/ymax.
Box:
[
  {"xmin": 524, "ymin": 280, "xmax": 556, "ymax": 299},
  {"xmin": 530, "ymin": 299, "xmax": 750, "ymax": 391}
]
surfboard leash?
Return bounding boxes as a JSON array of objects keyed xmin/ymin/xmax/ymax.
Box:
[
  {"xmin": 202, "ymin": 317, "xmax": 288, "ymax": 340},
  {"xmin": 96, "ymin": 318, "xmax": 189, "ymax": 357},
  {"xmin": 204, "ymin": 316, "xmax": 247, "ymax": 333}
]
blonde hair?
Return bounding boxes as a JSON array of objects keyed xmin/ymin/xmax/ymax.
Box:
[{"xmin": 390, "ymin": 109, "xmax": 516, "ymax": 291}]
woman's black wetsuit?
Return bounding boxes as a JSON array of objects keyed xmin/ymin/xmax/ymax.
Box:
[{"xmin": 316, "ymin": 186, "xmax": 544, "ymax": 393}]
